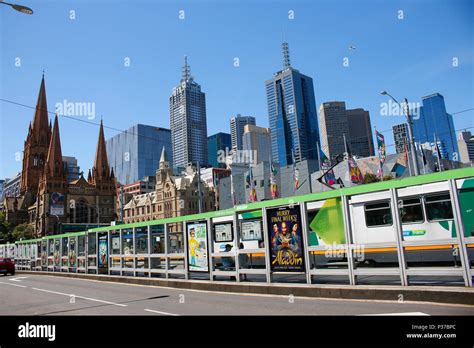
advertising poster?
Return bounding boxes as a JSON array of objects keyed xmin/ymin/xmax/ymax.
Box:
[
  {"xmin": 69, "ymin": 238, "xmax": 76, "ymax": 267},
  {"xmin": 50, "ymin": 192, "xmax": 65, "ymax": 216},
  {"xmin": 308, "ymin": 198, "xmax": 345, "ymax": 246},
  {"xmin": 267, "ymin": 205, "xmax": 305, "ymax": 272},
  {"xmin": 187, "ymin": 222, "xmax": 209, "ymax": 272},
  {"xmin": 98, "ymin": 232, "xmax": 108, "ymax": 268},
  {"xmin": 241, "ymin": 220, "xmax": 262, "ymax": 241},
  {"xmin": 214, "ymin": 223, "xmax": 233, "ymax": 243}
]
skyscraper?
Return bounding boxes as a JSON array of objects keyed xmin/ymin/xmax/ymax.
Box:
[
  {"xmin": 242, "ymin": 124, "xmax": 272, "ymax": 165},
  {"xmin": 62, "ymin": 156, "xmax": 81, "ymax": 183},
  {"xmin": 320, "ymin": 102, "xmax": 374, "ymax": 159},
  {"xmin": 169, "ymin": 56, "xmax": 208, "ymax": 169},
  {"xmin": 230, "ymin": 115, "xmax": 256, "ymax": 151},
  {"xmin": 458, "ymin": 131, "xmax": 474, "ymax": 164},
  {"xmin": 346, "ymin": 108, "xmax": 374, "ymax": 158},
  {"xmin": 392, "ymin": 123, "xmax": 409, "ymax": 154},
  {"xmin": 106, "ymin": 124, "xmax": 172, "ymax": 185},
  {"xmin": 207, "ymin": 132, "xmax": 231, "ymax": 168},
  {"xmin": 265, "ymin": 42, "xmax": 320, "ymax": 166},
  {"xmin": 319, "ymin": 102, "xmax": 349, "ymax": 159},
  {"xmin": 413, "ymin": 93, "xmax": 458, "ymax": 160}
]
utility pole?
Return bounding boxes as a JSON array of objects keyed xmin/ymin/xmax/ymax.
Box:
[
  {"xmin": 380, "ymin": 91, "xmax": 420, "ymax": 176},
  {"xmin": 404, "ymin": 98, "xmax": 420, "ymax": 176},
  {"xmin": 120, "ymin": 185, "xmax": 124, "ymax": 222}
]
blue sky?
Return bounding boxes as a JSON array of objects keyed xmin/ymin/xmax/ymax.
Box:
[{"xmin": 1, "ymin": 0, "xmax": 473, "ymax": 179}]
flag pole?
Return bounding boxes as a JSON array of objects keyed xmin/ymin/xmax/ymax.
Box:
[
  {"xmin": 317, "ymin": 142, "xmax": 322, "ymax": 172},
  {"xmin": 434, "ymin": 133, "xmax": 443, "ymax": 172},
  {"xmin": 405, "ymin": 140, "xmax": 412, "ymax": 176},
  {"xmin": 343, "ymin": 133, "xmax": 351, "ymax": 187}
]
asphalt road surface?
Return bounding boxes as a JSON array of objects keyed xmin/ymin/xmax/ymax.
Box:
[{"xmin": 0, "ymin": 274, "xmax": 473, "ymax": 316}]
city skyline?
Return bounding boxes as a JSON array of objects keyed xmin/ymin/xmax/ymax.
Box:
[{"xmin": 1, "ymin": 0, "xmax": 473, "ymax": 179}]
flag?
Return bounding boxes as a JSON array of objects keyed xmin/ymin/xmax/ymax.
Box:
[
  {"xmin": 418, "ymin": 142, "xmax": 427, "ymax": 165},
  {"xmin": 270, "ymin": 160, "xmax": 278, "ymax": 199},
  {"xmin": 319, "ymin": 147, "xmax": 336, "ymax": 185},
  {"xmin": 348, "ymin": 156, "xmax": 364, "ymax": 183},
  {"xmin": 434, "ymin": 140, "xmax": 442, "ymax": 159},
  {"xmin": 248, "ymin": 166, "xmax": 257, "ymax": 202},
  {"xmin": 375, "ymin": 130, "xmax": 386, "ymax": 178},
  {"xmin": 292, "ymin": 149, "xmax": 300, "ymax": 192}
]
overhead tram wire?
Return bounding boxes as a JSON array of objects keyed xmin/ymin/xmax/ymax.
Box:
[
  {"xmin": 0, "ymin": 98, "xmax": 162, "ymax": 144},
  {"xmin": 1, "ymin": 97, "xmax": 473, "ymax": 154},
  {"xmin": 375, "ymin": 107, "xmax": 474, "ymax": 134}
]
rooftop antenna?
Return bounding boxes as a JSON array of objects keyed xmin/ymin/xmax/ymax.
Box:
[
  {"xmin": 182, "ymin": 55, "xmax": 192, "ymax": 82},
  {"xmin": 282, "ymin": 41, "xmax": 291, "ymax": 69}
]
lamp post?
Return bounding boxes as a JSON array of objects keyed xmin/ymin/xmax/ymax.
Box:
[
  {"xmin": 380, "ymin": 91, "xmax": 420, "ymax": 176},
  {"xmin": 0, "ymin": 1, "xmax": 33, "ymax": 14}
]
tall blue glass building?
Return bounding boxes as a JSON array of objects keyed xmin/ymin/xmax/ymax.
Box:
[
  {"xmin": 413, "ymin": 93, "xmax": 458, "ymax": 160},
  {"xmin": 208, "ymin": 132, "xmax": 231, "ymax": 168},
  {"xmin": 106, "ymin": 124, "xmax": 172, "ymax": 185},
  {"xmin": 265, "ymin": 42, "xmax": 320, "ymax": 166}
]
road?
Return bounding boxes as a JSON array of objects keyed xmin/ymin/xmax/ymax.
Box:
[{"xmin": 0, "ymin": 274, "xmax": 473, "ymax": 315}]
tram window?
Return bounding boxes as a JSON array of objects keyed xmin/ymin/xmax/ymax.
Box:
[
  {"xmin": 135, "ymin": 227, "xmax": 148, "ymax": 254},
  {"xmin": 151, "ymin": 225, "xmax": 165, "ymax": 254},
  {"xmin": 364, "ymin": 202, "xmax": 393, "ymax": 227},
  {"xmin": 87, "ymin": 234, "xmax": 96, "ymax": 254},
  {"xmin": 400, "ymin": 198, "xmax": 424, "ymax": 224},
  {"xmin": 78, "ymin": 236, "xmax": 85, "ymax": 257},
  {"xmin": 61, "ymin": 237, "xmax": 68, "ymax": 256},
  {"xmin": 122, "ymin": 229, "xmax": 134, "ymax": 255},
  {"xmin": 425, "ymin": 194, "xmax": 453, "ymax": 221}
]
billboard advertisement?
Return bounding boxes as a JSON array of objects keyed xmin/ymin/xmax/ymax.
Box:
[
  {"xmin": 98, "ymin": 232, "xmax": 108, "ymax": 268},
  {"xmin": 50, "ymin": 192, "xmax": 65, "ymax": 216},
  {"xmin": 186, "ymin": 222, "xmax": 209, "ymax": 272},
  {"xmin": 267, "ymin": 205, "xmax": 305, "ymax": 272}
]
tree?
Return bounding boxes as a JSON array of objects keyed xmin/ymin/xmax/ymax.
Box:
[
  {"xmin": 0, "ymin": 211, "xmax": 13, "ymax": 243},
  {"xmin": 11, "ymin": 223, "xmax": 35, "ymax": 241},
  {"xmin": 363, "ymin": 173, "xmax": 379, "ymax": 184}
]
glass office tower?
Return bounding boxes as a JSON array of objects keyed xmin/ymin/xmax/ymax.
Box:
[
  {"xmin": 265, "ymin": 42, "xmax": 320, "ymax": 166},
  {"xmin": 207, "ymin": 132, "xmax": 231, "ymax": 168},
  {"xmin": 169, "ymin": 56, "xmax": 208, "ymax": 168},
  {"xmin": 106, "ymin": 124, "xmax": 172, "ymax": 185},
  {"xmin": 413, "ymin": 93, "xmax": 458, "ymax": 160}
]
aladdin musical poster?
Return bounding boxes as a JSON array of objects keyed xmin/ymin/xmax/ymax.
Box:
[{"xmin": 267, "ymin": 205, "xmax": 305, "ymax": 272}]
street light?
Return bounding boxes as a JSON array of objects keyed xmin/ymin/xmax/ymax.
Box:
[
  {"xmin": 380, "ymin": 90, "xmax": 420, "ymax": 176},
  {"xmin": 0, "ymin": 1, "xmax": 33, "ymax": 14}
]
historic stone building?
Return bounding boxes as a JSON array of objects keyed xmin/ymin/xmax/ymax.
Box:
[
  {"xmin": 122, "ymin": 147, "xmax": 215, "ymax": 224},
  {"xmin": 3, "ymin": 76, "xmax": 116, "ymax": 237}
]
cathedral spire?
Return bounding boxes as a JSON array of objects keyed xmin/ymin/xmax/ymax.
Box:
[
  {"xmin": 92, "ymin": 119, "xmax": 110, "ymax": 182},
  {"xmin": 32, "ymin": 74, "xmax": 50, "ymax": 144},
  {"xmin": 45, "ymin": 114, "xmax": 64, "ymax": 177}
]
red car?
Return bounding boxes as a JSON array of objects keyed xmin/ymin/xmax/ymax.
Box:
[{"xmin": 0, "ymin": 258, "xmax": 15, "ymax": 276}]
